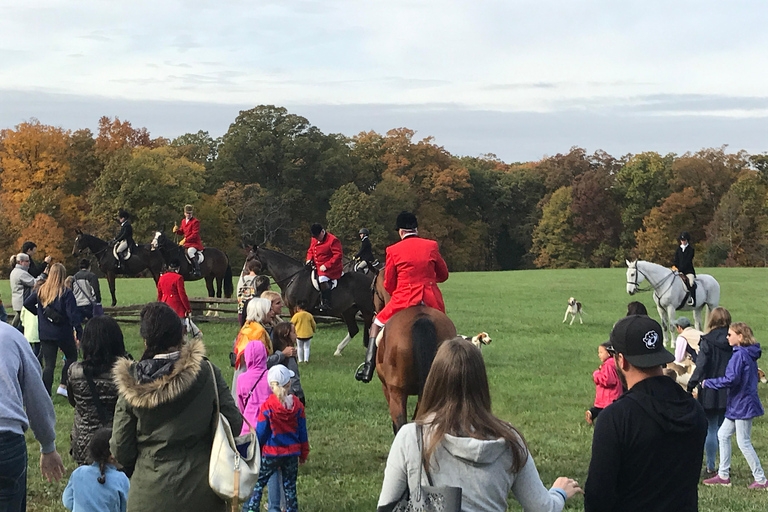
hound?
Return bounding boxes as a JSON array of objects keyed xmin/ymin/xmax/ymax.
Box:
[
  {"xmin": 563, "ymin": 297, "xmax": 583, "ymax": 325},
  {"xmin": 460, "ymin": 332, "xmax": 492, "ymax": 351}
]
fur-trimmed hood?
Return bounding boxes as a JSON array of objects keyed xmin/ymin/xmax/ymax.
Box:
[{"xmin": 113, "ymin": 339, "xmax": 206, "ymax": 409}]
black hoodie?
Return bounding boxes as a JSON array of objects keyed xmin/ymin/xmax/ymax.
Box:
[
  {"xmin": 585, "ymin": 375, "xmax": 706, "ymax": 512},
  {"xmin": 687, "ymin": 326, "xmax": 732, "ymax": 412}
]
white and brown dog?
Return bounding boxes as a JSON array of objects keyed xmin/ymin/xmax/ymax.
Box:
[
  {"xmin": 563, "ymin": 297, "xmax": 583, "ymax": 325},
  {"xmin": 460, "ymin": 332, "xmax": 492, "ymax": 351}
]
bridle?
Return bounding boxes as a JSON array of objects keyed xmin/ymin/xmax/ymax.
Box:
[{"xmin": 627, "ymin": 264, "xmax": 676, "ymax": 299}]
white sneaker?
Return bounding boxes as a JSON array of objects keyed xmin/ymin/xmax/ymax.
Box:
[{"xmin": 56, "ymin": 386, "xmax": 68, "ymax": 398}]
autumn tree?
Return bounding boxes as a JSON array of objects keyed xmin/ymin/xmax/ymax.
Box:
[
  {"xmin": 531, "ymin": 187, "xmax": 583, "ymax": 268},
  {"xmin": 95, "ymin": 117, "xmax": 164, "ymax": 164},
  {"xmin": 634, "ymin": 188, "xmax": 705, "ymax": 263}
]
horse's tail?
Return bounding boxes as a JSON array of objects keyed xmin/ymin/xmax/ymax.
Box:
[
  {"xmin": 412, "ymin": 316, "xmax": 438, "ymax": 398},
  {"xmin": 223, "ymin": 263, "xmax": 233, "ymax": 298}
]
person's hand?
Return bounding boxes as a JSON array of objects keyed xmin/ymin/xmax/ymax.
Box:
[
  {"xmin": 299, "ymin": 457, "xmax": 307, "ymax": 465},
  {"xmin": 552, "ymin": 477, "xmax": 583, "ymax": 499},
  {"xmin": 40, "ymin": 450, "xmax": 65, "ymax": 482},
  {"xmin": 304, "ymin": 261, "xmax": 313, "ymax": 270},
  {"xmin": 319, "ymin": 265, "xmax": 327, "ymax": 272},
  {"xmin": 44, "ymin": 256, "xmax": 52, "ymax": 264},
  {"xmin": 692, "ymin": 387, "xmax": 699, "ymax": 399},
  {"xmin": 172, "ymin": 223, "xmax": 178, "ymax": 233},
  {"xmin": 283, "ymin": 346, "xmax": 297, "ymax": 358}
]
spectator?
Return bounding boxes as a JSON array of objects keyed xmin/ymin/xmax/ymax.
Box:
[
  {"xmin": 0, "ymin": 321, "xmax": 65, "ymax": 511},
  {"xmin": 20, "ymin": 280, "xmax": 43, "ymax": 359},
  {"xmin": 625, "ymin": 301, "xmax": 648, "ymax": 316},
  {"xmin": 232, "ymin": 298, "xmax": 275, "ymax": 394},
  {"xmin": 237, "ymin": 259, "xmax": 261, "ymax": 326},
  {"xmin": 21, "ymin": 240, "xmax": 51, "ymax": 278},
  {"xmin": 24, "ymin": 262, "xmax": 82, "ymax": 397},
  {"xmin": 261, "ymin": 290, "xmax": 285, "ymax": 331},
  {"xmin": 291, "ymin": 300, "xmax": 316, "ymax": 363},
  {"xmin": 671, "ymin": 317, "xmax": 703, "ymax": 363},
  {"xmin": 9, "ymin": 252, "xmax": 46, "ymax": 331},
  {"xmin": 0, "ymin": 291, "xmax": 7, "ymax": 323},
  {"xmin": 156, "ymin": 260, "xmax": 191, "ymax": 318},
  {"xmin": 378, "ymin": 337, "xmax": 582, "ymax": 511},
  {"xmin": 63, "ymin": 428, "xmax": 130, "ymax": 512},
  {"xmin": 584, "ymin": 315, "xmax": 706, "ymax": 511},
  {"xmin": 687, "ymin": 306, "xmax": 733, "ymax": 479},
  {"xmin": 272, "ymin": 322, "xmax": 305, "ymax": 405},
  {"xmin": 111, "ymin": 302, "xmax": 242, "ymax": 512},
  {"xmin": 73, "ymin": 258, "xmax": 102, "ymax": 323},
  {"xmin": 67, "ymin": 316, "xmax": 126, "ymax": 465},
  {"xmin": 237, "ymin": 338, "xmax": 271, "ymax": 436},
  {"xmin": 586, "ymin": 341, "xmax": 622, "ymax": 425}
]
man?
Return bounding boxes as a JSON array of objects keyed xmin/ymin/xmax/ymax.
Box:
[
  {"xmin": 584, "ymin": 315, "xmax": 707, "ymax": 512},
  {"xmin": 673, "ymin": 231, "xmax": 696, "ymax": 306},
  {"xmin": 156, "ymin": 259, "xmax": 192, "ymax": 318},
  {"xmin": 0, "ymin": 321, "xmax": 65, "ymax": 510},
  {"xmin": 305, "ymin": 223, "xmax": 343, "ymax": 312},
  {"xmin": 113, "ymin": 209, "xmax": 135, "ymax": 271},
  {"xmin": 355, "ymin": 211, "xmax": 449, "ymax": 383},
  {"xmin": 671, "ymin": 316, "xmax": 703, "ymax": 363},
  {"xmin": 173, "ymin": 204, "xmax": 203, "ymax": 277},
  {"xmin": 9, "ymin": 253, "xmax": 46, "ymax": 331},
  {"xmin": 353, "ymin": 228, "xmax": 375, "ymax": 271},
  {"xmin": 72, "ymin": 258, "xmax": 102, "ymax": 323},
  {"xmin": 21, "ymin": 241, "xmax": 51, "ymax": 278}
]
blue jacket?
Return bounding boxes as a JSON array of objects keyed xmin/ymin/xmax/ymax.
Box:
[
  {"xmin": 24, "ymin": 288, "xmax": 82, "ymax": 343},
  {"xmin": 704, "ymin": 343, "xmax": 764, "ymax": 420},
  {"xmin": 63, "ymin": 463, "xmax": 129, "ymax": 512}
]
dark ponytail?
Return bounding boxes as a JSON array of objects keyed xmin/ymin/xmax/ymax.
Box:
[{"xmin": 88, "ymin": 428, "xmax": 113, "ymax": 485}]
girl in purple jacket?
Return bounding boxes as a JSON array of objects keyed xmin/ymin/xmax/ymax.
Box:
[{"xmin": 702, "ymin": 322, "xmax": 767, "ymax": 489}]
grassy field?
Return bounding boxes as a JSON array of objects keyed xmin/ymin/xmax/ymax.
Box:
[{"xmin": 2, "ymin": 267, "xmax": 767, "ymax": 511}]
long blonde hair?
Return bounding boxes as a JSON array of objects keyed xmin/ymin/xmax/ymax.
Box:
[
  {"xmin": 38, "ymin": 263, "xmax": 67, "ymax": 307},
  {"xmin": 269, "ymin": 380, "xmax": 291, "ymax": 407}
]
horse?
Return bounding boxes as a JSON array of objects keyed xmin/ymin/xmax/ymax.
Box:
[
  {"xmin": 72, "ymin": 230, "xmax": 164, "ymax": 306},
  {"xmin": 372, "ymin": 267, "xmax": 390, "ymax": 313},
  {"xmin": 377, "ymin": 306, "xmax": 457, "ymax": 433},
  {"xmin": 150, "ymin": 232, "xmax": 234, "ymax": 299},
  {"xmin": 626, "ymin": 259, "xmax": 720, "ymax": 345},
  {"xmin": 247, "ymin": 246, "xmax": 375, "ymax": 353}
]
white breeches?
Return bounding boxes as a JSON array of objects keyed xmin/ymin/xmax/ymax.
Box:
[
  {"xmin": 116, "ymin": 240, "xmax": 128, "ymax": 253},
  {"xmin": 318, "ymin": 275, "xmax": 331, "ymax": 283},
  {"xmin": 187, "ymin": 247, "xmax": 198, "ymax": 259}
]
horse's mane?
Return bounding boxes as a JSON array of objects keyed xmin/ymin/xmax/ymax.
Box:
[{"xmin": 256, "ymin": 246, "xmax": 302, "ymax": 267}]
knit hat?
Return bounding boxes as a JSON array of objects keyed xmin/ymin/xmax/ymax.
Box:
[
  {"xmin": 609, "ymin": 315, "xmax": 674, "ymax": 368},
  {"xmin": 268, "ymin": 364, "xmax": 294, "ymax": 387}
]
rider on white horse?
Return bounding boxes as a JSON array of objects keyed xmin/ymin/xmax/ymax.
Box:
[{"xmin": 672, "ymin": 231, "xmax": 696, "ymax": 306}]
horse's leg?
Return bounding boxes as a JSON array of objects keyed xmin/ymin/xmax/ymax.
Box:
[
  {"xmin": 389, "ymin": 387, "xmax": 408, "ymax": 433},
  {"xmin": 204, "ymin": 276, "xmax": 215, "ymax": 316},
  {"xmin": 107, "ymin": 271, "xmax": 117, "ymax": 307},
  {"xmin": 693, "ymin": 306, "xmax": 703, "ymax": 332},
  {"xmin": 656, "ymin": 302, "xmax": 668, "ymax": 345},
  {"xmin": 666, "ymin": 305, "xmax": 677, "ymax": 348},
  {"xmin": 334, "ymin": 334, "xmax": 352, "ymax": 356}
]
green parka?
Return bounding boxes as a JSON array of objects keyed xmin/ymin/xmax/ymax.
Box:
[{"xmin": 111, "ymin": 339, "xmax": 243, "ymax": 512}]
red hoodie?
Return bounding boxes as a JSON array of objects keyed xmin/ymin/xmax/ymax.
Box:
[{"xmin": 593, "ymin": 359, "xmax": 623, "ymax": 408}]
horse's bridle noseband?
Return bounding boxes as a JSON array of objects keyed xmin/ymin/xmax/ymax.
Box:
[{"xmin": 628, "ymin": 264, "xmax": 675, "ymax": 299}]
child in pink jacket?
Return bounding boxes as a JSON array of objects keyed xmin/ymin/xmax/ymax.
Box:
[
  {"xmin": 236, "ymin": 340, "xmax": 272, "ymax": 436},
  {"xmin": 586, "ymin": 341, "xmax": 623, "ymax": 425}
]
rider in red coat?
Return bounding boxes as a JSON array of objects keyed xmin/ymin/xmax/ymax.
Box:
[
  {"xmin": 173, "ymin": 204, "xmax": 204, "ymax": 277},
  {"xmin": 156, "ymin": 259, "xmax": 191, "ymax": 318},
  {"xmin": 305, "ymin": 224, "xmax": 343, "ymax": 312},
  {"xmin": 356, "ymin": 211, "xmax": 449, "ymax": 382}
]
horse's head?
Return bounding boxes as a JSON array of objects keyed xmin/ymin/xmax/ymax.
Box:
[
  {"xmin": 72, "ymin": 230, "xmax": 86, "ymax": 256},
  {"xmin": 626, "ymin": 259, "xmax": 645, "ymax": 295},
  {"xmin": 151, "ymin": 231, "xmax": 164, "ymax": 251}
]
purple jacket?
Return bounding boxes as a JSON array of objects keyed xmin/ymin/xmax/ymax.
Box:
[
  {"xmin": 236, "ymin": 340, "xmax": 271, "ymax": 436},
  {"xmin": 704, "ymin": 343, "xmax": 764, "ymax": 420}
]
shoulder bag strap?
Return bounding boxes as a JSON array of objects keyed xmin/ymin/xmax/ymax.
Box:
[
  {"xmin": 418, "ymin": 424, "xmax": 435, "ymax": 487},
  {"xmin": 242, "ymin": 369, "xmax": 267, "ymax": 409},
  {"xmin": 84, "ymin": 369, "xmax": 110, "ymax": 425},
  {"xmin": 73, "ymin": 278, "xmax": 95, "ymax": 305},
  {"xmin": 208, "ymin": 360, "xmax": 256, "ymax": 433}
]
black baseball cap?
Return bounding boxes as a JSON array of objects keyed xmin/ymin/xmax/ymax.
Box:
[{"xmin": 609, "ymin": 315, "xmax": 674, "ymax": 368}]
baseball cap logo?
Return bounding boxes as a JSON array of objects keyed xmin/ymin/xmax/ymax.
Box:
[{"xmin": 643, "ymin": 330, "xmax": 659, "ymax": 349}]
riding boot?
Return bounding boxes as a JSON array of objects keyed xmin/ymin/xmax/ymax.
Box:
[
  {"xmin": 688, "ymin": 283, "xmax": 696, "ymax": 307},
  {"xmin": 355, "ymin": 337, "xmax": 378, "ymax": 383},
  {"xmin": 115, "ymin": 254, "xmax": 123, "ymax": 271},
  {"xmin": 192, "ymin": 256, "xmax": 201, "ymax": 277},
  {"xmin": 319, "ymin": 287, "xmax": 332, "ymax": 312}
]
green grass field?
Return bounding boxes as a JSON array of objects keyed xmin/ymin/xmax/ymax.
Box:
[{"xmin": 2, "ymin": 268, "xmax": 767, "ymax": 511}]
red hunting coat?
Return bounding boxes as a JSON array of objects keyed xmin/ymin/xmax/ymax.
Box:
[
  {"xmin": 306, "ymin": 232, "xmax": 343, "ymax": 280},
  {"xmin": 177, "ymin": 217, "xmax": 204, "ymax": 251},
  {"xmin": 375, "ymin": 235, "xmax": 449, "ymax": 324},
  {"xmin": 157, "ymin": 271, "xmax": 191, "ymax": 317}
]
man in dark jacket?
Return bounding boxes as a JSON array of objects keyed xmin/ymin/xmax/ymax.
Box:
[
  {"xmin": 354, "ymin": 228, "xmax": 375, "ymax": 271},
  {"xmin": 673, "ymin": 231, "xmax": 696, "ymax": 306},
  {"xmin": 73, "ymin": 258, "xmax": 102, "ymax": 323},
  {"xmin": 585, "ymin": 315, "xmax": 707, "ymax": 512},
  {"xmin": 113, "ymin": 210, "xmax": 135, "ymax": 271},
  {"xmin": 21, "ymin": 241, "xmax": 52, "ymax": 278}
]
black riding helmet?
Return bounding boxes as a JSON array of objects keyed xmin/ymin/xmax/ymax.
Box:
[
  {"xmin": 359, "ymin": 228, "xmax": 370, "ymax": 235},
  {"xmin": 396, "ymin": 211, "xmax": 418, "ymax": 230},
  {"xmin": 679, "ymin": 231, "xmax": 691, "ymax": 242},
  {"xmin": 118, "ymin": 209, "xmax": 130, "ymax": 220},
  {"xmin": 310, "ymin": 223, "xmax": 324, "ymax": 237}
]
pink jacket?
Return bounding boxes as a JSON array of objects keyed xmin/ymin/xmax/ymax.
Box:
[
  {"xmin": 593, "ymin": 360, "xmax": 623, "ymax": 408},
  {"xmin": 236, "ymin": 341, "xmax": 271, "ymax": 436}
]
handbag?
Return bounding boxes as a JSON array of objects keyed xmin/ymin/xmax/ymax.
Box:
[
  {"xmin": 206, "ymin": 361, "xmax": 260, "ymax": 511},
  {"xmin": 385, "ymin": 425, "xmax": 462, "ymax": 512},
  {"xmin": 43, "ymin": 304, "xmax": 67, "ymax": 325}
]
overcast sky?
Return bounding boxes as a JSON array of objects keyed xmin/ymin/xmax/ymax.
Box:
[{"xmin": 1, "ymin": 1, "xmax": 766, "ymax": 161}]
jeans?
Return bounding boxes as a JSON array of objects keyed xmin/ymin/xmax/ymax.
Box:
[
  {"xmin": 243, "ymin": 456, "xmax": 298, "ymax": 512},
  {"xmin": 267, "ymin": 470, "xmax": 285, "ymax": 512},
  {"xmin": 718, "ymin": 417, "xmax": 766, "ymax": 482},
  {"xmin": 40, "ymin": 337, "xmax": 77, "ymax": 395},
  {"xmin": 0, "ymin": 432, "xmax": 27, "ymax": 512},
  {"xmin": 705, "ymin": 411, "xmax": 725, "ymax": 471}
]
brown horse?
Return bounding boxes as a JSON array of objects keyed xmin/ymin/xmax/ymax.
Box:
[{"xmin": 377, "ymin": 305, "xmax": 456, "ymax": 433}]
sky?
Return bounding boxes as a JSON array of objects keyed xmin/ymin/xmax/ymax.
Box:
[{"xmin": 0, "ymin": 1, "xmax": 766, "ymax": 162}]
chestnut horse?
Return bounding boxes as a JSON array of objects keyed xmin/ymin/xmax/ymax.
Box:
[{"xmin": 375, "ymin": 266, "xmax": 456, "ymax": 432}]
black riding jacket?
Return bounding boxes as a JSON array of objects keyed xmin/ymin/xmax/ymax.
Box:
[
  {"xmin": 673, "ymin": 244, "xmax": 695, "ymax": 276},
  {"xmin": 114, "ymin": 220, "xmax": 136, "ymax": 248},
  {"xmin": 354, "ymin": 236, "xmax": 374, "ymax": 263}
]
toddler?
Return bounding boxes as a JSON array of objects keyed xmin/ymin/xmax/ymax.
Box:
[
  {"xmin": 586, "ymin": 341, "xmax": 622, "ymax": 425},
  {"xmin": 63, "ymin": 428, "xmax": 130, "ymax": 512},
  {"xmin": 291, "ymin": 301, "xmax": 316, "ymax": 363}
]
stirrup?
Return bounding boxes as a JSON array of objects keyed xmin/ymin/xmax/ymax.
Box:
[{"xmin": 355, "ymin": 362, "xmax": 372, "ymax": 382}]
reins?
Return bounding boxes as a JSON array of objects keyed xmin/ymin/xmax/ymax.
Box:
[{"xmin": 628, "ymin": 264, "xmax": 676, "ymax": 300}]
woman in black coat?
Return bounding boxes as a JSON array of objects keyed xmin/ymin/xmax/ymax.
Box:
[{"xmin": 687, "ymin": 307, "xmax": 733, "ymax": 478}]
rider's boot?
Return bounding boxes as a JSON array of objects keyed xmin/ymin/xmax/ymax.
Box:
[
  {"xmin": 688, "ymin": 283, "xmax": 696, "ymax": 307},
  {"xmin": 319, "ymin": 287, "xmax": 332, "ymax": 312},
  {"xmin": 355, "ymin": 337, "xmax": 378, "ymax": 383},
  {"xmin": 192, "ymin": 255, "xmax": 201, "ymax": 277},
  {"xmin": 115, "ymin": 254, "xmax": 123, "ymax": 271}
]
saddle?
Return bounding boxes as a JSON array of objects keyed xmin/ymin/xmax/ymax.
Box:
[
  {"xmin": 310, "ymin": 269, "xmax": 338, "ymax": 291},
  {"xmin": 112, "ymin": 244, "xmax": 132, "ymax": 261},
  {"xmin": 676, "ymin": 273, "xmax": 697, "ymax": 309},
  {"xmin": 185, "ymin": 250, "xmax": 205, "ymax": 265}
]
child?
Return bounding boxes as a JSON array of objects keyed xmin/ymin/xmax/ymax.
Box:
[
  {"xmin": 291, "ymin": 301, "xmax": 316, "ymax": 363},
  {"xmin": 586, "ymin": 341, "xmax": 622, "ymax": 425},
  {"xmin": 62, "ymin": 428, "xmax": 130, "ymax": 512},
  {"xmin": 236, "ymin": 339, "xmax": 272, "ymax": 436},
  {"xmin": 243, "ymin": 365, "xmax": 309, "ymax": 512},
  {"xmin": 703, "ymin": 322, "xmax": 767, "ymax": 489},
  {"xmin": 272, "ymin": 322, "xmax": 305, "ymax": 405}
]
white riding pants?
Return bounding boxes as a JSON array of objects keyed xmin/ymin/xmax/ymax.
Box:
[
  {"xmin": 187, "ymin": 247, "xmax": 198, "ymax": 259},
  {"xmin": 116, "ymin": 240, "xmax": 128, "ymax": 253}
]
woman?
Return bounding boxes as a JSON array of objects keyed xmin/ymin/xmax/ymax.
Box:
[
  {"xmin": 232, "ymin": 298, "xmax": 275, "ymax": 398},
  {"xmin": 24, "ymin": 262, "xmax": 82, "ymax": 396},
  {"xmin": 687, "ymin": 306, "xmax": 733, "ymax": 479},
  {"xmin": 9, "ymin": 252, "xmax": 46, "ymax": 331},
  {"xmin": 111, "ymin": 302, "xmax": 242, "ymax": 512},
  {"xmin": 260, "ymin": 290, "xmax": 285, "ymax": 331},
  {"xmin": 378, "ymin": 338, "xmax": 582, "ymax": 512},
  {"xmin": 67, "ymin": 316, "xmax": 126, "ymax": 465}
]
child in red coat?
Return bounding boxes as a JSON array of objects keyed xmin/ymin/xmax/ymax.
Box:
[{"xmin": 586, "ymin": 341, "xmax": 623, "ymax": 425}]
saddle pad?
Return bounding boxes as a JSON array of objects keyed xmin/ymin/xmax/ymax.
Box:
[
  {"xmin": 112, "ymin": 245, "xmax": 132, "ymax": 260},
  {"xmin": 310, "ymin": 270, "xmax": 338, "ymax": 291},
  {"xmin": 186, "ymin": 251, "xmax": 205, "ymax": 264}
]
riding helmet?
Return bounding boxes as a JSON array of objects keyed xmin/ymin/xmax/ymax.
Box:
[
  {"xmin": 396, "ymin": 211, "xmax": 418, "ymax": 230},
  {"xmin": 118, "ymin": 209, "xmax": 130, "ymax": 220},
  {"xmin": 359, "ymin": 228, "xmax": 370, "ymax": 235},
  {"xmin": 310, "ymin": 223, "xmax": 324, "ymax": 237},
  {"xmin": 679, "ymin": 231, "xmax": 691, "ymax": 242}
]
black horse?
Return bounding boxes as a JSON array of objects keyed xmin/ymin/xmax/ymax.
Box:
[
  {"xmin": 151, "ymin": 231, "xmax": 234, "ymax": 298},
  {"xmin": 72, "ymin": 230, "xmax": 164, "ymax": 306},
  {"xmin": 249, "ymin": 246, "xmax": 375, "ymax": 355}
]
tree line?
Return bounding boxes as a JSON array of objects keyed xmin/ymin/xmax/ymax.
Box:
[{"xmin": 1, "ymin": 105, "xmax": 767, "ymax": 276}]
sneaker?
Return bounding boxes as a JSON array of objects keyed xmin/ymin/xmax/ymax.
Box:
[
  {"xmin": 703, "ymin": 475, "xmax": 731, "ymax": 487},
  {"xmin": 701, "ymin": 468, "xmax": 717, "ymax": 479},
  {"xmin": 56, "ymin": 386, "xmax": 68, "ymax": 398},
  {"xmin": 748, "ymin": 480, "xmax": 768, "ymax": 490}
]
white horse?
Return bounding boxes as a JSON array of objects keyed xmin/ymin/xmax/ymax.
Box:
[{"xmin": 625, "ymin": 260, "xmax": 720, "ymax": 345}]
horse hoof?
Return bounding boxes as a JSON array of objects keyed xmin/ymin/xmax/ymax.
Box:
[{"xmin": 333, "ymin": 350, "xmax": 342, "ymax": 357}]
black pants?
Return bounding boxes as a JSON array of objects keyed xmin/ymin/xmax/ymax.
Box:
[{"xmin": 40, "ymin": 338, "xmax": 77, "ymax": 395}]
